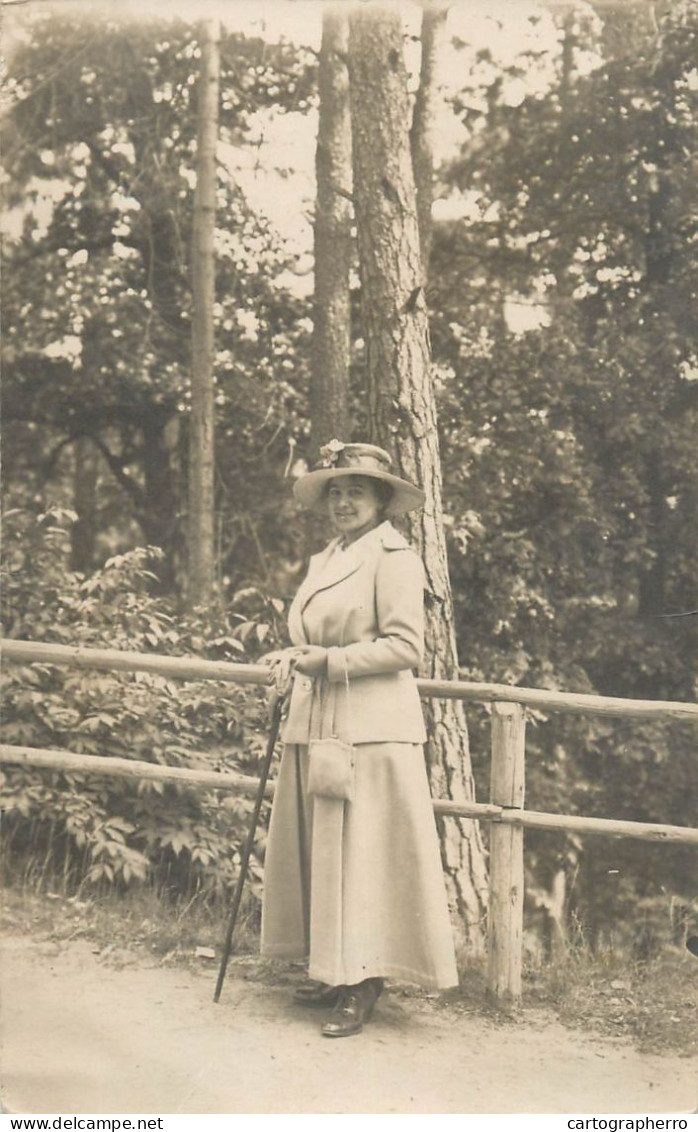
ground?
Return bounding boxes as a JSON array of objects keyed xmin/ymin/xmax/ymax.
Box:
[{"xmin": 2, "ymin": 923, "xmax": 697, "ymax": 1116}]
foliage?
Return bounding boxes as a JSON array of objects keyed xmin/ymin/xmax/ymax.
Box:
[
  {"xmin": 2, "ymin": 10, "xmax": 315, "ymax": 589},
  {"xmin": 1, "ymin": 507, "xmax": 289, "ymax": 904},
  {"xmin": 430, "ymin": 0, "xmax": 697, "ymax": 940}
]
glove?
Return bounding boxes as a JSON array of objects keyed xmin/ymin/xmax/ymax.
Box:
[{"xmin": 261, "ymin": 648, "xmax": 305, "ymax": 717}]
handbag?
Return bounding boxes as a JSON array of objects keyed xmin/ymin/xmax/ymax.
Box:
[
  {"xmin": 307, "ymin": 665, "xmax": 355, "ymax": 801},
  {"xmin": 307, "ymin": 736, "xmax": 356, "ymax": 801}
]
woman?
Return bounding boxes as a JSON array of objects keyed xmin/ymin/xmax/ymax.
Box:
[{"xmin": 262, "ymin": 440, "xmax": 458, "ymax": 1038}]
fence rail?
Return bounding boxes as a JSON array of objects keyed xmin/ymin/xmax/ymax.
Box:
[
  {"xmin": 4, "ymin": 638, "xmax": 697, "ymax": 721},
  {"xmin": 3, "ymin": 743, "xmax": 697, "ymax": 846},
  {"xmin": 2, "ymin": 637, "xmax": 697, "ymax": 1008}
]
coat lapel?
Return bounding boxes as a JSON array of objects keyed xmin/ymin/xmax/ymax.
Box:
[
  {"xmin": 298, "ymin": 541, "xmax": 362, "ymax": 613},
  {"xmin": 287, "ymin": 522, "xmax": 404, "ymax": 645},
  {"xmin": 287, "ymin": 538, "xmax": 356, "ymax": 644}
]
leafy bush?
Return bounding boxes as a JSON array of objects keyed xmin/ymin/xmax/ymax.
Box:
[{"xmin": 1, "ymin": 507, "xmax": 289, "ymax": 908}]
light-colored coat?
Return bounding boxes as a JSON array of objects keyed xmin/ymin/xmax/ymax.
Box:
[
  {"xmin": 261, "ymin": 519, "xmax": 459, "ymax": 990},
  {"xmin": 281, "ymin": 520, "xmax": 427, "ymax": 745}
]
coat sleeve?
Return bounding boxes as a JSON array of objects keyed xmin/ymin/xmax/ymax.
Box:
[{"xmin": 325, "ymin": 548, "xmax": 425, "ymax": 681}]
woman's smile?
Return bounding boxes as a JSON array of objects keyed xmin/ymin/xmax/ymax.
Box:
[{"xmin": 327, "ymin": 477, "xmax": 383, "ymax": 544}]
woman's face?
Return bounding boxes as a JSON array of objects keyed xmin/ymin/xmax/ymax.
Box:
[{"xmin": 327, "ymin": 476, "xmax": 383, "ymax": 544}]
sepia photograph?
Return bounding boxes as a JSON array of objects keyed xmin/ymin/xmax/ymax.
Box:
[{"xmin": 1, "ymin": 0, "xmax": 696, "ymax": 1118}]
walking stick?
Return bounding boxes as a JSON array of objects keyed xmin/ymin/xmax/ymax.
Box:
[
  {"xmin": 214, "ymin": 693, "xmax": 283, "ymax": 1003},
  {"xmin": 295, "ymin": 745, "xmax": 310, "ymax": 942}
]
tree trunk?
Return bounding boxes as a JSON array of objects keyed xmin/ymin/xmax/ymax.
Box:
[
  {"xmin": 188, "ymin": 17, "xmax": 219, "ymax": 608},
  {"xmin": 559, "ymin": 8, "xmax": 576, "ymax": 119},
  {"xmin": 311, "ymin": 6, "xmax": 352, "ymax": 459},
  {"xmin": 590, "ymin": 0, "xmax": 657, "ymax": 59},
  {"xmin": 550, "ymin": 9, "xmax": 579, "ymax": 317},
  {"xmin": 348, "ymin": 4, "xmax": 488, "ymax": 948},
  {"xmin": 70, "ymin": 437, "xmax": 99, "ymax": 574},
  {"xmin": 141, "ymin": 415, "xmax": 181, "ymax": 593},
  {"xmin": 410, "ymin": 2, "xmax": 447, "ymax": 267}
]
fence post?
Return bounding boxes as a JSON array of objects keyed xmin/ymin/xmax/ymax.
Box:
[{"xmin": 487, "ymin": 700, "xmax": 526, "ymax": 1009}]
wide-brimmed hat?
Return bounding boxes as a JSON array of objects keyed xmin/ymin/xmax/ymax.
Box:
[{"xmin": 293, "ymin": 439, "xmax": 425, "ymax": 516}]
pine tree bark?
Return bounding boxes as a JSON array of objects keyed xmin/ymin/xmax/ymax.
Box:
[
  {"xmin": 188, "ymin": 17, "xmax": 219, "ymax": 607},
  {"xmin": 311, "ymin": 6, "xmax": 352, "ymax": 458},
  {"xmin": 348, "ymin": 4, "xmax": 488, "ymax": 948},
  {"xmin": 410, "ymin": 2, "xmax": 447, "ymax": 267}
]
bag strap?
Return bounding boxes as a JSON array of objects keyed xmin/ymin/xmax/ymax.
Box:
[{"xmin": 327, "ymin": 657, "xmax": 352, "ymax": 743}]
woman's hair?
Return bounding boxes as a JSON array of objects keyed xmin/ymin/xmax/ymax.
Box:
[
  {"xmin": 372, "ymin": 479, "xmax": 394, "ymax": 513},
  {"xmin": 324, "ymin": 475, "xmax": 394, "ymax": 515}
]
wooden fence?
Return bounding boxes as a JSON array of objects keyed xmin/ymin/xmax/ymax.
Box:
[{"xmin": 2, "ymin": 637, "xmax": 697, "ymax": 1008}]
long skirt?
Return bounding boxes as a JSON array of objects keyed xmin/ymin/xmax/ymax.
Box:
[{"xmin": 260, "ymin": 742, "xmax": 458, "ymax": 990}]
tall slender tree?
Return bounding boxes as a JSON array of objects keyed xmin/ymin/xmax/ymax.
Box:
[
  {"xmin": 311, "ymin": 6, "xmax": 352, "ymax": 458},
  {"xmin": 348, "ymin": 4, "xmax": 488, "ymax": 945},
  {"xmin": 188, "ymin": 17, "xmax": 220, "ymax": 607},
  {"xmin": 70, "ymin": 438, "xmax": 99, "ymax": 574},
  {"xmin": 410, "ymin": 1, "xmax": 448, "ymax": 267}
]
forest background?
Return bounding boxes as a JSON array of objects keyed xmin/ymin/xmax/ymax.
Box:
[{"xmin": 1, "ymin": 0, "xmax": 696, "ymax": 970}]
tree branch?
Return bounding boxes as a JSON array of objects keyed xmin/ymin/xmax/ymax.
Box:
[{"xmin": 89, "ymin": 437, "xmax": 146, "ymax": 509}]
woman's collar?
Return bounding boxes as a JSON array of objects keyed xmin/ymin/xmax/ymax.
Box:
[{"xmin": 338, "ymin": 519, "xmax": 396, "ymax": 552}]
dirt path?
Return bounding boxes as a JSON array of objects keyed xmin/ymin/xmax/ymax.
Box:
[{"xmin": 1, "ymin": 935, "xmax": 695, "ymax": 1115}]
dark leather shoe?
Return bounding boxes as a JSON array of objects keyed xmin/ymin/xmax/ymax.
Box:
[
  {"xmin": 321, "ymin": 978, "xmax": 384, "ymax": 1038},
  {"xmin": 294, "ymin": 981, "xmax": 344, "ymax": 1008}
]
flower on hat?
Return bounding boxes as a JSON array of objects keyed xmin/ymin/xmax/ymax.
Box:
[{"xmin": 318, "ymin": 438, "xmax": 345, "ymax": 467}]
